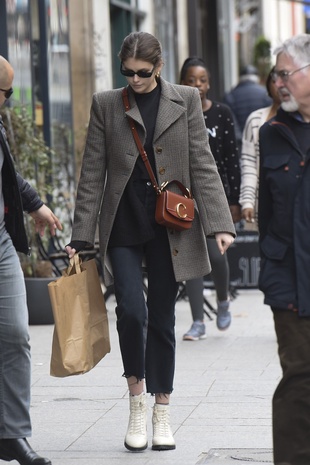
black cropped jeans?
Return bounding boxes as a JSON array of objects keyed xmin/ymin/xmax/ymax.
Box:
[{"xmin": 108, "ymin": 224, "xmax": 179, "ymax": 394}]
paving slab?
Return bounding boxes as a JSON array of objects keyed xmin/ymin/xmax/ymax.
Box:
[
  {"xmin": 4, "ymin": 289, "xmax": 281, "ymax": 465},
  {"xmin": 197, "ymin": 448, "xmax": 273, "ymax": 464}
]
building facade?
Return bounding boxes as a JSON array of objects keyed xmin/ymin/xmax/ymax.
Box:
[{"xmin": 0, "ymin": 0, "xmax": 309, "ymax": 178}]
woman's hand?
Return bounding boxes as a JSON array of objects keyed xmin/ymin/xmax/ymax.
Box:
[
  {"xmin": 215, "ymin": 233, "xmax": 235, "ymax": 255},
  {"xmin": 65, "ymin": 241, "xmax": 87, "ymax": 259},
  {"xmin": 29, "ymin": 204, "xmax": 62, "ymax": 237},
  {"xmin": 65, "ymin": 246, "xmax": 76, "ymax": 259},
  {"xmin": 230, "ymin": 205, "xmax": 242, "ymax": 224},
  {"xmin": 242, "ymin": 207, "xmax": 255, "ymax": 223}
]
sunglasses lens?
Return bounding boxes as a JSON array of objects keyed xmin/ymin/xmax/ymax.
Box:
[
  {"xmin": 137, "ymin": 71, "xmax": 152, "ymax": 78},
  {"xmin": 120, "ymin": 64, "xmax": 154, "ymax": 78},
  {"xmin": 0, "ymin": 87, "xmax": 13, "ymax": 99},
  {"xmin": 5, "ymin": 88, "xmax": 13, "ymax": 99},
  {"xmin": 120, "ymin": 69, "xmax": 135, "ymax": 77}
]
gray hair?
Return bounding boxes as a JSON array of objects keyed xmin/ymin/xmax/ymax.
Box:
[{"xmin": 274, "ymin": 34, "xmax": 310, "ymax": 68}]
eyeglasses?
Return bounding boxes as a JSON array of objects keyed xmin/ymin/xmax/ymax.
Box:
[
  {"xmin": 271, "ymin": 64, "xmax": 310, "ymax": 83},
  {"xmin": 0, "ymin": 87, "xmax": 13, "ymax": 99},
  {"xmin": 120, "ymin": 63, "xmax": 155, "ymax": 78}
]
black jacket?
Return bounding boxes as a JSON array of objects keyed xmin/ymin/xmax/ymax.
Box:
[
  {"xmin": 223, "ymin": 80, "xmax": 272, "ymax": 143},
  {"xmin": 258, "ymin": 108, "xmax": 310, "ymax": 316},
  {"xmin": 0, "ymin": 119, "xmax": 43, "ymax": 254}
]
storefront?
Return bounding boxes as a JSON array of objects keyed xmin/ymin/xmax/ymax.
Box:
[{"xmin": 0, "ymin": 0, "xmax": 72, "ymax": 151}]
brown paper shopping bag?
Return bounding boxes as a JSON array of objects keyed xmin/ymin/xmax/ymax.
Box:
[{"xmin": 48, "ymin": 255, "xmax": 110, "ymax": 377}]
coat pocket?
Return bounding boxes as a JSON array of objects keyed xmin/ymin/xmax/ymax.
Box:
[
  {"xmin": 260, "ymin": 234, "xmax": 288, "ymax": 260},
  {"xmin": 262, "ymin": 153, "xmax": 291, "ymax": 170}
]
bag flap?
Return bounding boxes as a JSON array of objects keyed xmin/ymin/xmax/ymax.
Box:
[{"xmin": 165, "ymin": 191, "xmax": 194, "ymax": 221}]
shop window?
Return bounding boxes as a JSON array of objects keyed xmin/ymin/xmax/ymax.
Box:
[
  {"xmin": 110, "ymin": 0, "xmax": 145, "ymax": 88},
  {"xmin": 4, "ymin": 0, "xmax": 33, "ymax": 111},
  {"xmin": 153, "ymin": 0, "xmax": 177, "ymax": 83}
]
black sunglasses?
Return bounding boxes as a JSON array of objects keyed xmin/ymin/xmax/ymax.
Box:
[
  {"xmin": 120, "ymin": 63, "xmax": 155, "ymax": 78},
  {"xmin": 0, "ymin": 87, "xmax": 13, "ymax": 99}
]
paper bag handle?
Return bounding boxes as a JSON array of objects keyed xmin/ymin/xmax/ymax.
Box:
[{"xmin": 65, "ymin": 254, "xmax": 82, "ymax": 276}]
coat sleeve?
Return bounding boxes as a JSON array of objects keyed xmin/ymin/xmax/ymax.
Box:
[
  {"xmin": 220, "ymin": 104, "xmax": 240, "ymax": 206},
  {"xmin": 258, "ymin": 123, "xmax": 273, "ymax": 241},
  {"xmin": 16, "ymin": 172, "xmax": 43, "ymax": 213},
  {"xmin": 71, "ymin": 93, "xmax": 107, "ymax": 245},
  {"xmin": 239, "ymin": 110, "xmax": 262, "ymax": 210}
]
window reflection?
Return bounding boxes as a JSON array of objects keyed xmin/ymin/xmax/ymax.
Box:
[
  {"xmin": 48, "ymin": 0, "xmax": 71, "ymax": 127},
  {"xmin": 6, "ymin": 0, "xmax": 32, "ymax": 111},
  {"xmin": 5, "ymin": 0, "xmax": 75, "ymax": 241}
]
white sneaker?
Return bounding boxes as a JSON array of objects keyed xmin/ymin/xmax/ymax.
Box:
[
  {"xmin": 152, "ymin": 403, "xmax": 176, "ymax": 451},
  {"xmin": 124, "ymin": 393, "xmax": 148, "ymax": 452}
]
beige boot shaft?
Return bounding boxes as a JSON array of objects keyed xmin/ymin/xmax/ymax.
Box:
[
  {"xmin": 152, "ymin": 403, "xmax": 176, "ymax": 450},
  {"xmin": 124, "ymin": 393, "xmax": 148, "ymax": 451}
]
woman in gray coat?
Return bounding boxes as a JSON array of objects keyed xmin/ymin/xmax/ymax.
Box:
[{"xmin": 66, "ymin": 32, "xmax": 235, "ymax": 453}]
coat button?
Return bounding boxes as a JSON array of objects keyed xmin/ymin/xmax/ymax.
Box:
[
  {"xmin": 173, "ymin": 248, "xmax": 178, "ymax": 256},
  {"xmin": 159, "ymin": 167, "xmax": 165, "ymax": 175},
  {"xmin": 155, "ymin": 146, "xmax": 163, "ymax": 153}
]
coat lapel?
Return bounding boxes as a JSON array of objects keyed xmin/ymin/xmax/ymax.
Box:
[
  {"xmin": 124, "ymin": 87, "xmax": 145, "ymax": 128},
  {"xmin": 124, "ymin": 80, "xmax": 187, "ymax": 143},
  {"xmin": 153, "ymin": 79, "xmax": 186, "ymax": 142}
]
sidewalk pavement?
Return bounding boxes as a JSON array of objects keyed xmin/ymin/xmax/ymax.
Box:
[{"xmin": 11, "ymin": 289, "xmax": 280, "ymax": 465}]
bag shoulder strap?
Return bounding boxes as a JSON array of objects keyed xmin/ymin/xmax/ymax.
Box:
[
  {"xmin": 121, "ymin": 87, "xmax": 192, "ymax": 199},
  {"xmin": 122, "ymin": 87, "xmax": 160, "ymax": 194}
]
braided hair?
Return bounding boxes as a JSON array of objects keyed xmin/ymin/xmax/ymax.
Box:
[{"xmin": 179, "ymin": 57, "xmax": 210, "ymax": 84}]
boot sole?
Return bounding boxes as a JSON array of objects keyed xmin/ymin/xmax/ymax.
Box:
[
  {"xmin": 124, "ymin": 441, "xmax": 148, "ymax": 452},
  {"xmin": 152, "ymin": 444, "xmax": 176, "ymax": 451},
  {"xmin": 183, "ymin": 335, "xmax": 206, "ymax": 341}
]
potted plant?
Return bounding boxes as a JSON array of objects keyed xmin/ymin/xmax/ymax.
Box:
[
  {"xmin": 0, "ymin": 105, "xmax": 73, "ymax": 324},
  {"xmin": 253, "ymin": 35, "xmax": 272, "ymax": 84}
]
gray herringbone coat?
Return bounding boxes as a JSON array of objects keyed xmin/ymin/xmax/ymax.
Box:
[{"xmin": 71, "ymin": 78, "xmax": 235, "ymax": 286}]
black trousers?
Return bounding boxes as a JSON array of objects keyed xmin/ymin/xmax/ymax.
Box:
[
  {"xmin": 108, "ymin": 225, "xmax": 179, "ymax": 394},
  {"xmin": 272, "ymin": 308, "xmax": 310, "ymax": 465}
]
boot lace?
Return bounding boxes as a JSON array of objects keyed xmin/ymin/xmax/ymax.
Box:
[
  {"xmin": 128, "ymin": 398, "xmax": 147, "ymax": 435},
  {"xmin": 153, "ymin": 407, "xmax": 171, "ymax": 437}
]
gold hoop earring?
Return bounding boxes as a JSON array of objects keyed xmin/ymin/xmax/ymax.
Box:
[{"xmin": 156, "ymin": 72, "xmax": 160, "ymax": 78}]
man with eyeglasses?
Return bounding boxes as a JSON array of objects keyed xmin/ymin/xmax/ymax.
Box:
[
  {"xmin": 258, "ymin": 34, "xmax": 310, "ymax": 465},
  {"xmin": 0, "ymin": 55, "xmax": 62, "ymax": 464}
]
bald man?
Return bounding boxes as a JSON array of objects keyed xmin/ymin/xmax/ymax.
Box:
[{"xmin": 0, "ymin": 56, "xmax": 61, "ymax": 464}]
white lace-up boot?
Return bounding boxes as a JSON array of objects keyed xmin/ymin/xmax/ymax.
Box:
[
  {"xmin": 152, "ymin": 403, "xmax": 176, "ymax": 450},
  {"xmin": 124, "ymin": 393, "xmax": 148, "ymax": 451}
]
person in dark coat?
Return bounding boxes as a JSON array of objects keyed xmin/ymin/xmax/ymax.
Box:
[
  {"xmin": 258, "ymin": 33, "xmax": 310, "ymax": 465},
  {"xmin": 0, "ymin": 55, "xmax": 62, "ymax": 465},
  {"xmin": 223, "ymin": 64, "xmax": 272, "ymax": 151}
]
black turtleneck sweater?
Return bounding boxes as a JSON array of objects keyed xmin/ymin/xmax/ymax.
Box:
[{"xmin": 108, "ymin": 83, "xmax": 161, "ymax": 247}]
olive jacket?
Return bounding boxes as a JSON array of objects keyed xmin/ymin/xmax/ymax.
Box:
[{"xmin": 71, "ymin": 78, "xmax": 236, "ymax": 286}]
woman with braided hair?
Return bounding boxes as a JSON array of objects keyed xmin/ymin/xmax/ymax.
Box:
[{"xmin": 180, "ymin": 57, "xmax": 241, "ymax": 340}]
